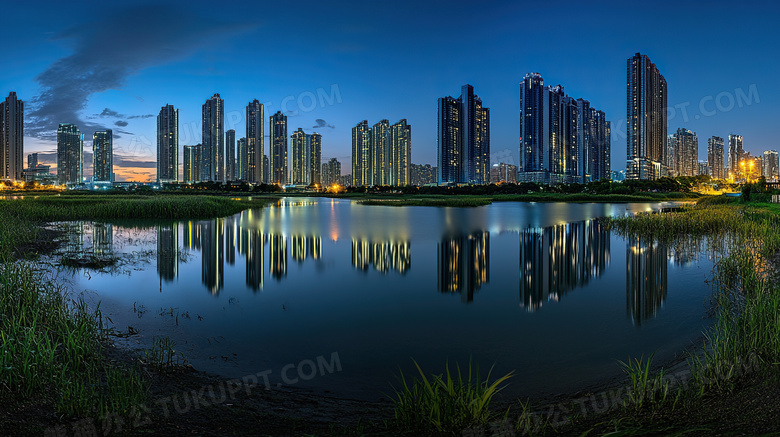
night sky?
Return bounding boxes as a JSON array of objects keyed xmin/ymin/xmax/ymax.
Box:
[{"xmin": 2, "ymin": 0, "xmax": 778, "ymax": 182}]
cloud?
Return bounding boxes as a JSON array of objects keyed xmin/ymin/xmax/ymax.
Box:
[
  {"xmin": 94, "ymin": 108, "xmax": 154, "ymax": 120},
  {"xmin": 26, "ymin": 5, "xmax": 255, "ymax": 141},
  {"xmin": 313, "ymin": 119, "xmax": 335, "ymax": 129},
  {"xmin": 114, "ymin": 154, "xmax": 156, "ymax": 169},
  {"xmin": 99, "ymin": 108, "xmax": 121, "ymax": 118},
  {"xmin": 114, "ymin": 120, "xmax": 129, "ymax": 127}
]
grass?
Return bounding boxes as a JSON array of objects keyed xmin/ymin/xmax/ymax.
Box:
[
  {"xmin": 0, "ymin": 260, "xmax": 148, "ymax": 418},
  {"xmin": 0, "ymin": 194, "xmax": 268, "ymax": 221},
  {"xmin": 617, "ymin": 353, "xmax": 677, "ymax": 411},
  {"xmin": 390, "ymin": 359, "xmax": 513, "ymax": 435},
  {"xmin": 0, "ymin": 193, "xmax": 267, "ymax": 427},
  {"xmin": 604, "ymin": 200, "xmax": 780, "ymax": 411},
  {"xmin": 143, "ymin": 336, "xmax": 184, "ymax": 370}
]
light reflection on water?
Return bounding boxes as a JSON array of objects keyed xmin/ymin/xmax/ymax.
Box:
[{"xmin": 54, "ymin": 199, "xmax": 717, "ymax": 400}]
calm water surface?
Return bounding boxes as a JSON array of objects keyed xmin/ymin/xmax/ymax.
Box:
[{"xmin": 55, "ymin": 199, "xmax": 715, "ymax": 400}]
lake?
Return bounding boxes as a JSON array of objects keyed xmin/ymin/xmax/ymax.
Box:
[{"xmin": 53, "ymin": 198, "xmax": 716, "ymax": 401}]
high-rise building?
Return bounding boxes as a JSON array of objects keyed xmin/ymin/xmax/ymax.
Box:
[
  {"xmin": 763, "ymin": 150, "xmax": 779, "ymax": 181},
  {"xmin": 183, "ymin": 145, "xmax": 200, "ymax": 184},
  {"xmin": 57, "ymin": 123, "xmax": 83, "ymax": 185},
  {"xmin": 27, "ymin": 152, "xmax": 38, "ymax": 169},
  {"xmin": 201, "ymin": 94, "xmax": 224, "ymax": 182},
  {"xmin": 225, "ymin": 129, "xmax": 236, "ymax": 181},
  {"xmin": 626, "ymin": 53, "xmax": 667, "ymax": 180},
  {"xmin": 698, "ymin": 161, "xmax": 709, "ymax": 177},
  {"xmin": 437, "ymin": 96, "xmax": 460, "ymax": 184},
  {"xmin": 518, "ymin": 74, "xmax": 607, "ymax": 184},
  {"xmin": 372, "ymin": 119, "xmax": 389, "ymax": 185},
  {"xmin": 707, "ymin": 136, "xmax": 725, "ymax": 179},
  {"xmin": 352, "ymin": 120, "xmax": 371, "ymax": 186},
  {"xmin": 1, "ymin": 92, "xmax": 24, "ymax": 181},
  {"xmin": 236, "ymin": 137, "xmax": 247, "ymax": 181},
  {"xmin": 389, "ymin": 119, "xmax": 411, "ymax": 186},
  {"xmin": 670, "ymin": 128, "xmax": 698, "ymax": 176},
  {"xmin": 310, "ymin": 132, "xmax": 322, "ymax": 186},
  {"xmin": 489, "ymin": 162, "xmax": 518, "ymax": 184},
  {"xmin": 519, "ymin": 73, "xmax": 545, "ymax": 179},
  {"xmin": 438, "ymin": 84, "xmax": 490, "ymax": 184},
  {"xmin": 290, "ymin": 128, "xmax": 310, "ymax": 185},
  {"xmin": 351, "ymin": 119, "xmax": 411, "ymax": 187},
  {"xmin": 411, "ymin": 163, "xmax": 437, "ymax": 185},
  {"xmin": 246, "ymin": 100, "xmax": 264, "ymax": 183},
  {"xmin": 262, "ymin": 155, "xmax": 269, "ymax": 184},
  {"xmin": 269, "ymin": 111, "xmax": 287, "ymax": 185},
  {"xmin": 93, "ymin": 129, "xmax": 113, "ymax": 184},
  {"xmin": 576, "ymin": 99, "xmax": 611, "ymax": 181},
  {"xmin": 321, "ymin": 157, "xmax": 341, "ymax": 187},
  {"xmin": 727, "ymin": 134, "xmax": 744, "ymax": 177},
  {"xmin": 157, "ymin": 104, "xmax": 178, "ymax": 183}
]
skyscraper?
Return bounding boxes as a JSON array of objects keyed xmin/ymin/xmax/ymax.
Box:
[
  {"xmin": 1, "ymin": 92, "xmax": 24, "ymax": 181},
  {"xmin": 437, "ymin": 84, "xmax": 490, "ymax": 184},
  {"xmin": 519, "ymin": 73, "xmax": 544, "ymax": 177},
  {"xmin": 246, "ymin": 100, "xmax": 264, "ymax": 183},
  {"xmin": 626, "ymin": 53, "xmax": 667, "ymax": 180},
  {"xmin": 202, "ymin": 94, "xmax": 224, "ymax": 182},
  {"xmin": 263, "ymin": 155, "xmax": 269, "ymax": 184},
  {"xmin": 225, "ymin": 129, "xmax": 236, "ymax": 181},
  {"xmin": 727, "ymin": 134, "xmax": 744, "ymax": 177},
  {"xmin": 310, "ymin": 132, "xmax": 322, "ymax": 186},
  {"xmin": 763, "ymin": 150, "xmax": 779, "ymax": 181},
  {"xmin": 237, "ymin": 137, "xmax": 247, "ymax": 181},
  {"xmin": 57, "ymin": 123, "xmax": 83, "ymax": 185},
  {"xmin": 290, "ymin": 128, "xmax": 310, "ymax": 185},
  {"xmin": 411, "ymin": 163, "xmax": 437, "ymax": 185},
  {"xmin": 352, "ymin": 120, "xmax": 371, "ymax": 186},
  {"xmin": 183, "ymin": 145, "xmax": 200, "ymax": 183},
  {"xmin": 27, "ymin": 152, "xmax": 38, "ymax": 169},
  {"xmin": 437, "ymin": 96, "xmax": 460, "ymax": 184},
  {"xmin": 93, "ymin": 129, "xmax": 113, "ymax": 184},
  {"xmin": 670, "ymin": 128, "xmax": 698, "ymax": 176},
  {"xmin": 576, "ymin": 99, "xmax": 611, "ymax": 181},
  {"xmin": 157, "ymin": 104, "xmax": 178, "ymax": 183},
  {"xmin": 518, "ymin": 74, "xmax": 607, "ymax": 184},
  {"xmin": 389, "ymin": 119, "xmax": 411, "ymax": 186},
  {"xmin": 707, "ymin": 136, "xmax": 725, "ymax": 179},
  {"xmin": 321, "ymin": 157, "xmax": 341, "ymax": 187},
  {"xmin": 269, "ymin": 111, "xmax": 287, "ymax": 185},
  {"xmin": 372, "ymin": 119, "xmax": 389, "ymax": 185}
]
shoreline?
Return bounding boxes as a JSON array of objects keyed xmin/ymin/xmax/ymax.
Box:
[{"xmin": 4, "ymin": 195, "xmax": 780, "ymax": 435}]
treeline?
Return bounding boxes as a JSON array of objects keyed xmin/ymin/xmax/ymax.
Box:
[{"xmin": 343, "ymin": 175, "xmax": 719, "ymax": 196}]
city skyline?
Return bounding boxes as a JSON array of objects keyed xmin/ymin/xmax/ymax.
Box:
[{"xmin": 1, "ymin": 1, "xmax": 776, "ymax": 182}]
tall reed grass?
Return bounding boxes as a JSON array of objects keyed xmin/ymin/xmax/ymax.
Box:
[
  {"xmin": 390, "ymin": 359, "xmax": 513, "ymax": 435},
  {"xmin": 608, "ymin": 202, "xmax": 780, "ymax": 404},
  {"xmin": 0, "ymin": 261, "xmax": 148, "ymax": 417}
]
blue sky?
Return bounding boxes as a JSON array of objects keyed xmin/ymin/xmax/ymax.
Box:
[{"xmin": 2, "ymin": 0, "xmax": 778, "ymax": 181}]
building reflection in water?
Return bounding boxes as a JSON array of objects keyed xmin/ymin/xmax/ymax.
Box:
[
  {"xmin": 183, "ymin": 221, "xmax": 202, "ymax": 251},
  {"xmin": 437, "ymin": 232, "xmax": 490, "ymax": 303},
  {"xmin": 201, "ymin": 219, "xmax": 224, "ymax": 294},
  {"xmin": 351, "ymin": 239, "xmax": 411, "ymax": 274},
  {"xmin": 626, "ymin": 235, "xmax": 668, "ymax": 325},
  {"xmin": 156, "ymin": 223, "xmax": 178, "ymax": 282},
  {"xmin": 292, "ymin": 235, "xmax": 321, "ymax": 263},
  {"xmin": 92, "ymin": 223, "xmax": 113, "ymax": 256},
  {"xmin": 269, "ymin": 234, "xmax": 287, "ymax": 280},
  {"xmin": 519, "ymin": 220, "xmax": 610, "ymax": 311},
  {"xmin": 225, "ymin": 218, "xmax": 237, "ymax": 266},
  {"xmin": 241, "ymin": 229, "xmax": 264, "ymax": 291}
]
